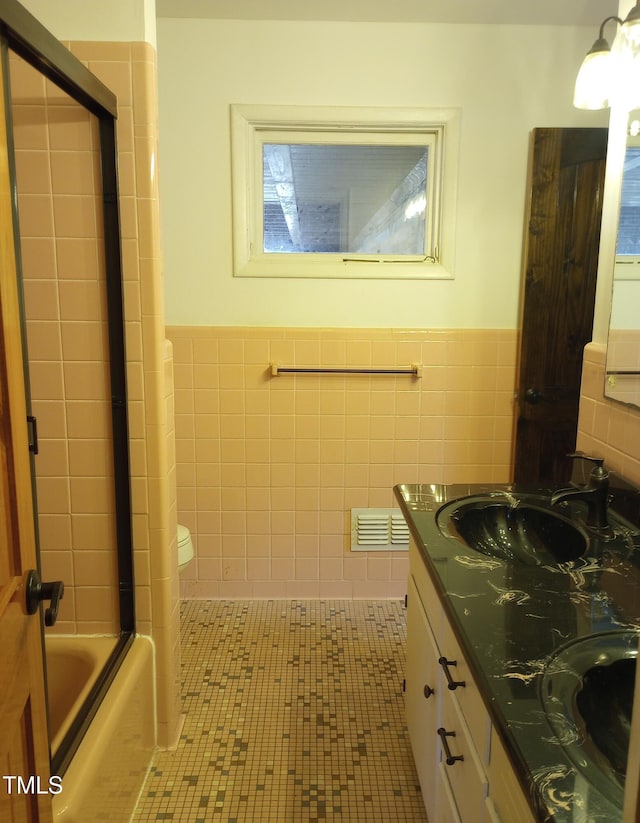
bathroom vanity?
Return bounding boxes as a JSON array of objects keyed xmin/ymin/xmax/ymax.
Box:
[{"xmin": 395, "ymin": 479, "xmax": 640, "ymax": 823}]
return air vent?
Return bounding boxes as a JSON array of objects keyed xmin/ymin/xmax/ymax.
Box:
[{"xmin": 350, "ymin": 508, "xmax": 410, "ymax": 552}]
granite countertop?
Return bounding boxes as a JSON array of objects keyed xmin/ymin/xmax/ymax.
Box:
[{"xmin": 394, "ymin": 479, "xmax": 640, "ymax": 823}]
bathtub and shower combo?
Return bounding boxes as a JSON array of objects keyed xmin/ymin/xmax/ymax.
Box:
[{"xmin": 1, "ymin": 2, "xmax": 155, "ymax": 819}]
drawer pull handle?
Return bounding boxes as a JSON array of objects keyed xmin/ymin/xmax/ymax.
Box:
[
  {"xmin": 437, "ymin": 727, "xmax": 464, "ymax": 766},
  {"xmin": 439, "ymin": 656, "xmax": 466, "ymax": 690},
  {"xmin": 423, "ymin": 684, "xmax": 434, "ymax": 699}
]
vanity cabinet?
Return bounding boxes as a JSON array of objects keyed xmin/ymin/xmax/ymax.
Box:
[
  {"xmin": 406, "ymin": 538, "xmax": 536, "ymax": 823},
  {"xmin": 405, "ymin": 575, "xmax": 441, "ymax": 821}
]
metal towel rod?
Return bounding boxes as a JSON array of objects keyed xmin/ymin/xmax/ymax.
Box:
[
  {"xmin": 606, "ymin": 370, "xmax": 640, "ymax": 376},
  {"xmin": 270, "ymin": 362, "xmax": 422, "ymax": 377}
]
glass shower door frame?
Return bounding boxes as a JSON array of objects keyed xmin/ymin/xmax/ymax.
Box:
[{"xmin": 0, "ymin": 0, "xmax": 135, "ymax": 776}]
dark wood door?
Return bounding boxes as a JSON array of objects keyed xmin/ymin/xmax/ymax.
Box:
[{"xmin": 514, "ymin": 128, "xmax": 608, "ymax": 486}]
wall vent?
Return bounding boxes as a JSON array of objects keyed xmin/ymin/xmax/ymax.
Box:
[{"xmin": 350, "ymin": 508, "xmax": 409, "ymax": 552}]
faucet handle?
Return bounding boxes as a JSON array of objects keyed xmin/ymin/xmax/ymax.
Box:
[
  {"xmin": 567, "ymin": 452, "xmax": 608, "ymax": 485},
  {"xmin": 567, "ymin": 451, "xmax": 604, "ymax": 467}
]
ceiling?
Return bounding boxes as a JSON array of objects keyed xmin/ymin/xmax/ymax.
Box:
[{"xmin": 155, "ymin": 0, "xmax": 619, "ymax": 26}]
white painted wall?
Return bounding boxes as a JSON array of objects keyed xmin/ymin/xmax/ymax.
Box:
[
  {"xmin": 156, "ymin": 18, "xmax": 609, "ymax": 328},
  {"xmin": 18, "ymin": 0, "xmax": 157, "ymax": 47}
]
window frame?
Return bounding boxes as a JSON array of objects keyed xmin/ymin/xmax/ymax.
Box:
[{"xmin": 230, "ymin": 104, "xmax": 460, "ymax": 280}]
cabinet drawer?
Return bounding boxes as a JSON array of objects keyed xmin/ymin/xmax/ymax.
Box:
[
  {"xmin": 439, "ymin": 687, "xmax": 488, "ymax": 823},
  {"xmin": 488, "ymin": 729, "xmax": 536, "ymax": 823},
  {"xmin": 409, "ymin": 537, "xmax": 442, "ymax": 643},
  {"xmin": 441, "ymin": 617, "xmax": 491, "ymax": 765}
]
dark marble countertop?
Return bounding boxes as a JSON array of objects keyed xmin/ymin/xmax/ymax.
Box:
[{"xmin": 394, "ymin": 479, "xmax": 640, "ymax": 823}]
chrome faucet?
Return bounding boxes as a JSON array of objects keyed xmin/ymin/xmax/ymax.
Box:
[{"xmin": 550, "ymin": 453, "xmax": 610, "ymax": 531}]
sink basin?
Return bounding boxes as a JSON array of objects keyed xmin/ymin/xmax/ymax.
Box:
[
  {"xmin": 541, "ymin": 631, "xmax": 639, "ymax": 807},
  {"xmin": 436, "ymin": 494, "xmax": 589, "ymax": 566}
]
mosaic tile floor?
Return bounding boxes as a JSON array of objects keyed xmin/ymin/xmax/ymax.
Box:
[{"xmin": 132, "ymin": 600, "xmax": 427, "ymax": 823}]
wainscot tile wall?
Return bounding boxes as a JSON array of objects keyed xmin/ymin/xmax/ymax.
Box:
[
  {"xmin": 11, "ymin": 41, "xmax": 181, "ymax": 748},
  {"xmin": 605, "ymin": 330, "xmax": 640, "ymax": 409},
  {"xmin": 166, "ymin": 326, "xmax": 518, "ymax": 599},
  {"xmin": 11, "ymin": 49, "xmax": 120, "ymax": 634},
  {"xmin": 577, "ymin": 342, "xmax": 640, "ymax": 485}
]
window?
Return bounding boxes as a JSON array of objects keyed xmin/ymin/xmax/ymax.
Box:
[
  {"xmin": 615, "ymin": 138, "xmax": 640, "ymax": 280},
  {"xmin": 231, "ymin": 105, "xmax": 460, "ymax": 279}
]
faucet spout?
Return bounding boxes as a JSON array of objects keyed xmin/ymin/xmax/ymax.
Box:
[{"xmin": 550, "ymin": 457, "xmax": 610, "ymax": 532}]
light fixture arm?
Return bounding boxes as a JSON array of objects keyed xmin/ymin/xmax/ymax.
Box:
[{"xmin": 586, "ymin": 15, "xmax": 623, "ymax": 55}]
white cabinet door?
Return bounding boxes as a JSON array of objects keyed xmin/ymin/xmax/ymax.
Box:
[
  {"xmin": 488, "ymin": 729, "xmax": 537, "ymax": 823},
  {"xmin": 406, "ymin": 575, "xmax": 442, "ymax": 822},
  {"xmin": 439, "ymin": 682, "xmax": 489, "ymax": 823},
  {"xmin": 436, "ymin": 762, "xmax": 462, "ymax": 823},
  {"xmin": 441, "ymin": 618, "xmax": 491, "ymax": 766}
]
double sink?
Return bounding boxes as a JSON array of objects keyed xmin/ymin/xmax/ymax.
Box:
[{"xmin": 434, "ymin": 485, "xmax": 639, "ymax": 809}]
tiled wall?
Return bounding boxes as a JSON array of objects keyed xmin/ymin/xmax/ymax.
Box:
[
  {"xmin": 605, "ymin": 330, "xmax": 640, "ymax": 408},
  {"xmin": 11, "ymin": 51, "xmax": 120, "ymax": 634},
  {"xmin": 10, "ymin": 42, "xmax": 181, "ymax": 747},
  {"xmin": 167, "ymin": 326, "xmax": 518, "ymax": 598},
  {"xmin": 577, "ymin": 342, "xmax": 640, "ymax": 485}
]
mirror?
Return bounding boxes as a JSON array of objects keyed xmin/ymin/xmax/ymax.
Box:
[{"xmin": 605, "ymin": 113, "xmax": 640, "ymax": 408}]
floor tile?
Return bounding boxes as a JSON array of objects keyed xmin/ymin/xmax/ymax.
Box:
[{"xmin": 132, "ymin": 600, "xmax": 426, "ymax": 822}]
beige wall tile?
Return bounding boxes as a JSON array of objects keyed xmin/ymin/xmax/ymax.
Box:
[
  {"xmin": 14, "ymin": 149, "xmax": 51, "ymax": 194},
  {"xmin": 23, "ymin": 280, "xmax": 59, "ymax": 320},
  {"xmin": 56, "ymin": 237, "xmax": 101, "ymax": 279},
  {"xmin": 12, "ymin": 40, "xmax": 182, "ymax": 747},
  {"xmin": 18, "ymin": 193, "xmax": 54, "ymax": 237},
  {"xmin": 21, "ymin": 237, "xmax": 56, "ymax": 279},
  {"xmin": 53, "ymin": 195, "xmax": 97, "ymax": 238},
  {"xmin": 47, "ymin": 105, "xmax": 93, "ymax": 151},
  {"xmin": 9, "ymin": 52, "xmax": 46, "ymax": 98},
  {"xmin": 26, "ymin": 321, "xmax": 62, "ymax": 360},
  {"xmin": 11, "ymin": 105, "xmax": 48, "ymax": 150},
  {"xmin": 50, "ymin": 150, "xmax": 100, "ymax": 195},
  {"xmin": 166, "ymin": 326, "xmax": 523, "ymax": 597},
  {"xmin": 88, "ymin": 60, "xmax": 133, "ymax": 106}
]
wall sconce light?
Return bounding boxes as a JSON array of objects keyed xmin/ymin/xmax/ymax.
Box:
[
  {"xmin": 612, "ymin": 0, "xmax": 640, "ymax": 110},
  {"xmin": 573, "ymin": 15, "xmax": 622, "ymax": 110},
  {"xmin": 574, "ymin": 3, "xmax": 640, "ymax": 111}
]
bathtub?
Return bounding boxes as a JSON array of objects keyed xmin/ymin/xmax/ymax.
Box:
[{"xmin": 46, "ymin": 636, "xmax": 155, "ymax": 822}]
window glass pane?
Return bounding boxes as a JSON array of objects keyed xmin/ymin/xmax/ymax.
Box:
[
  {"xmin": 263, "ymin": 144, "xmax": 428, "ymax": 255},
  {"xmin": 618, "ymin": 146, "xmax": 640, "ymax": 254}
]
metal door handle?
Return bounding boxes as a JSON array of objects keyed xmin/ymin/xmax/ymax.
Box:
[{"xmin": 25, "ymin": 570, "xmax": 64, "ymax": 626}]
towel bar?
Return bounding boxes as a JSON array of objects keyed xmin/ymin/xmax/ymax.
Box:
[{"xmin": 270, "ymin": 362, "xmax": 422, "ymax": 377}]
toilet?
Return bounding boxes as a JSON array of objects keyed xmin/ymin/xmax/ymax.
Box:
[{"xmin": 177, "ymin": 524, "xmax": 194, "ymax": 572}]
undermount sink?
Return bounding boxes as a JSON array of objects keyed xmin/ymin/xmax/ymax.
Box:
[
  {"xmin": 541, "ymin": 631, "xmax": 639, "ymax": 807},
  {"xmin": 436, "ymin": 494, "xmax": 589, "ymax": 566}
]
